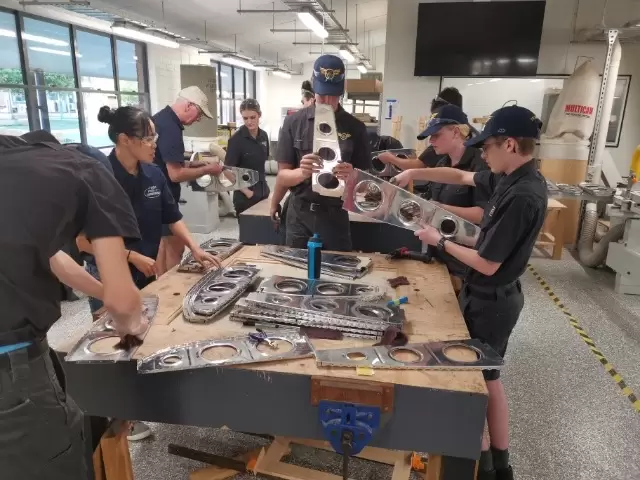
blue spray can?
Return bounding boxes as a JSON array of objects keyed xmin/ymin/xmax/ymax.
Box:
[{"xmin": 307, "ymin": 234, "xmax": 323, "ymax": 280}]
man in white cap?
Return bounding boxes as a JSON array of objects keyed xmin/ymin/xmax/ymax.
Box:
[{"xmin": 152, "ymin": 86, "xmax": 222, "ymax": 274}]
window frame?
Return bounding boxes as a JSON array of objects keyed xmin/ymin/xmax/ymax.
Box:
[
  {"xmin": 0, "ymin": 6, "xmax": 150, "ymax": 147},
  {"xmin": 212, "ymin": 60, "xmax": 256, "ymax": 124}
]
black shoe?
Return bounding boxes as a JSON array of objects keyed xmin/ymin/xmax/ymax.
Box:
[
  {"xmin": 477, "ymin": 470, "xmax": 497, "ymax": 480},
  {"xmin": 496, "ymin": 466, "xmax": 514, "ymax": 480}
]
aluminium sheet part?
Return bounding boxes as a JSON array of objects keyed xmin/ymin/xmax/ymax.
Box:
[
  {"xmin": 315, "ymin": 339, "xmax": 504, "ymax": 370},
  {"xmin": 312, "ymin": 103, "xmax": 345, "ymax": 198},
  {"xmin": 261, "ymin": 254, "xmax": 367, "ymax": 281},
  {"xmin": 178, "ymin": 238, "xmax": 244, "ymax": 273},
  {"xmin": 257, "ymin": 275, "xmax": 383, "ymax": 300},
  {"xmin": 370, "ymin": 149, "xmax": 415, "ymax": 177},
  {"xmin": 243, "ymin": 292, "xmax": 404, "ymax": 331},
  {"xmin": 342, "ymin": 169, "xmax": 481, "ymax": 247},
  {"xmin": 137, "ymin": 329, "xmax": 314, "ymax": 374},
  {"xmin": 194, "ymin": 166, "xmax": 260, "ymax": 193},
  {"xmin": 65, "ymin": 295, "xmax": 159, "ymax": 363},
  {"xmin": 261, "ymin": 245, "xmax": 371, "ymax": 279},
  {"xmin": 183, "ymin": 264, "xmax": 261, "ymax": 324}
]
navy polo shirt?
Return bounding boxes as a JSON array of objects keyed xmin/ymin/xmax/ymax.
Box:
[{"xmin": 152, "ymin": 106, "xmax": 185, "ymax": 202}]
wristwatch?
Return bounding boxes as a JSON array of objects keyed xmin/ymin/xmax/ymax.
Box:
[{"xmin": 436, "ymin": 236, "xmax": 447, "ymax": 253}]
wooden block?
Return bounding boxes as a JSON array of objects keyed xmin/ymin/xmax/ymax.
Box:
[
  {"xmin": 310, "ymin": 377, "xmax": 394, "ymax": 413},
  {"xmin": 189, "ymin": 448, "xmax": 262, "ymax": 480}
]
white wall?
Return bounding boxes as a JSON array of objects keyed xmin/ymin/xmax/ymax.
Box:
[{"xmin": 381, "ymin": 0, "xmax": 640, "ymax": 175}]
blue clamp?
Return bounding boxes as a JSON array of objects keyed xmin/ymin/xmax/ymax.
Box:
[{"xmin": 318, "ymin": 400, "xmax": 381, "ymax": 456}]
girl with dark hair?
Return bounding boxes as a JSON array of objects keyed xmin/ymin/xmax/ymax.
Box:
[
  {"xmin": 225, "ymin": 99, "xmax": 270, "ymax": 215},
  {"xmin": 301, "ymin": 80, "xmax": 315, "ymax": 107}
]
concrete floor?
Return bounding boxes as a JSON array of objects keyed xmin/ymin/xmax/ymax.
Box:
[{"xmin": 49, "ymin": 217, "xmax": 640, "ymax": 480}]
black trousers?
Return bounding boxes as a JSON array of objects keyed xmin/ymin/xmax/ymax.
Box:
[
  {"xmin": 0, "ymin": 344, "xmax": 86, "ymax": 479},
  {"xmin": 458, "ymin": 281, "xmax": 524, "ymax": 381},
  {"xmin": 285, "ymin": 195, "xmax": 352, "ymax": 251}
]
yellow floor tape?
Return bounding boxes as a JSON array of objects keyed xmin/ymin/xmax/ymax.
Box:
[{"xmin": 527, "ymin": 264, "xmax": 640, "ymax": 413}]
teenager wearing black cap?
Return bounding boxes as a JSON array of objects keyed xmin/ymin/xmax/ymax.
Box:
[
  {"xmin": 393, "ymin": 105, "xmax": 548, "ymax": 480},
  {"xmin": 271, "ymin": 54, "xmax": 371, "ymax": 251}
]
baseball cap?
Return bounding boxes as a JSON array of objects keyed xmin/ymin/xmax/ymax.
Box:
[
  {"xmin": 417, "ymin": 105, "xmax": 469, "ymax": 140},
  {"xmin": 312, "ymin": 54, "xmax": 346, "ymax": 96},
  {"xmin": 178, "ymin": 86, "xmax": 214, "ymax": 119},
  {"xmin": 465, "ymin": 105, "xmax": 542, "ymax": 148}
]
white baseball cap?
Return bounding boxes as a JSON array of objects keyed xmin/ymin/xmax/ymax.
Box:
[{"xmin": 178, "ymin": 86, "xmax": 214, "ymax": 119}]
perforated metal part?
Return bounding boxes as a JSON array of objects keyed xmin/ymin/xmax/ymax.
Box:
[
  {"xmin": 257, "ymin": 275, "xmax": 382, "ymax": 300},
  {"xmin": 137, "ymin": 329, "xmax": 314, "ymax": 374},
  {"xmin": 315, "ymin": 339, "xmax": 504, "ymax": 370},
  {"xmin": 183, "ymin": 264, "xmax": 261, "ymax": 324},
  {"xmin": 195, "ymin": 166, "xmax": 259, "ymax": 193},
  {"xmin": 370, "ymin": 149, "xmax": 416, "ymax": 177},
  {"xmin": 178, "ymin": 238, "xmax": 244, "ymax": 273},
  {"xmin": 237, "ymin": 292, "xmax": 403, "ymax": 334},
  {"xmin": 261, "ymin": 245, "xmax": 371, "ymax": 280},
  {"xmin": 312, "ymin": 103, "xmax": 344, "ymax": 198},
  {"xmin": 342, "ymin": 169, "xmax": 481, "ymax": 247},
  {"xmin": 65, "ymin": 295, "xmax": 159, "ymax": 363}
]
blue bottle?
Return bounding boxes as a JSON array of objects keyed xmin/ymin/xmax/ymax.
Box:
[{"xmin": 307, "ymin": 234, "xmax": 323, "ymax": 280}]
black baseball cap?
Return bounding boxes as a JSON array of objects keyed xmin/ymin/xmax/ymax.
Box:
[
  {"xmin": 465, "ymin": 105, "xmax": 542, "ymax": 148},
  {"xmin": 312, "ymin": 54, "xmax": 346, "ymax": 96},
  {"xmin": 417, "ymin": 105, "xmax": 469, "ymax": 140}
]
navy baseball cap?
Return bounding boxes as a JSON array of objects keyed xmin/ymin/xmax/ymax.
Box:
[
  {"xmin": 312, "ymin": 54, "xmax": 346, "ymax": 96},
  {"xmin": 465, "ymin": 105, "xmax": 542, "ymax": 148},
  {"xmin": 417, "ymin": 105, "xmax": 469, "ymax": 140}
]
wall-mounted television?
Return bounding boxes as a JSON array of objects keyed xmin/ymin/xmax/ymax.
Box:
[{"xmin": 414, "ymin": 1, "xmax": 547, "ymax": 77}]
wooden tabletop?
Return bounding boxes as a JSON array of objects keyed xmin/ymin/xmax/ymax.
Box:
[{"xmin": 72, "ymin": 245, "xmax": 487, "ymax": 397}]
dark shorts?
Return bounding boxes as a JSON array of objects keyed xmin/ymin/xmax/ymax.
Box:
[
  {"xmin": 0, "ymin": 344, "xmax": 86, "ymax": 479},
  {"xmin": 458, "ymin": 280, "xmax": 524, "ymax": 381},
  {"xmin": 285, "ymin": 195, "xmax": 352, "ymax": 251}
]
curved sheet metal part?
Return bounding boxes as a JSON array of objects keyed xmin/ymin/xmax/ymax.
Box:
[
  {"xmin": 312, "ymin": 103, "xmax": 345, "ymax": 198},
  {"xmin": 261, "ymin": 245, "xmax": 371, "ymax": 280},
  {"xmin": 194, "ymin": 166, "xmax": 259, "ymax": 193},
  {"xmin": 178, "ymin": 238, "xmax": 244, "ymax": 273},
  {"xmin": 65, "ymin": 295, "xmax": 159, "ymax": 363},
  {"xmin": 137, "ymin": 329, "xmax": 314, "ymax": 374},
  {"xmin": 183, "ymin": 263, "xmax": 261, "ymax": 324},
  {"xmin": 314, "ymin": 339, "xmax": 504, "ymax": 370},
  {"xmin": 258, "ymin": 275, "xmax": 383, "ymax": 300},
  {"xmin": 370, "ymin": 149, "xmax": 416, "ymax": 177},
  {"xmin": 342, "ymin": 169, "xmax": 481, "ymax": 247},
  {"xmin": 240, "ymin": 292, "xmax": 404, "ymax": 333}
]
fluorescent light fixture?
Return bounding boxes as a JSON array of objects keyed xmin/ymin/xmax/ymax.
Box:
[
  {"xmin": 497, "ymin": 58, "xmax": 510, "ymax": 65},
  {"xmin": 339, "ymin": 47, "xmax": 355, "ymax": 63},
  {"xmin": 516, "ymin": 57, "xmax": 536, "ymax": 64},
  {"xmin": 29, "ymin": 46, "xmax": 81, "ymax": 57},
  {"xmin": 222, "ymin": 55, "xmax": 261, "ymax": 71},
  {"xmin": 0, "ymin": 28, "xmax": 68, "ymax": 47},
  {"xmin": 467, "ymin": 83, "xmax": 474, "ymax": 87},
  {"xmin": 489, "ymin": 78, "xmax": 501, "ymax": 82},
  {"xmin": 111, "ymin": 25, "xmax": 179, "ymax": 48},
  {"xmin": 273, "ymin": 70, "xmax": 292, "ymax": 79},
  {"xmin": 297, "ymin": 11, "xmax": 328, "ymax": 39},
  {"xmin": 357, "ymin": 64, "xmax": 367, "ymax": 74},
  {"xmin": 529, "ymin": 79, "xmax": 542, "ymax": 83}
]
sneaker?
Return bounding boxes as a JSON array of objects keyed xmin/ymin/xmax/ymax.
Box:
[
  {"xmin": 127, "ymin": 422, "xmax": 152, "ymax": 441},
  {"xmin": 496, "ymin": 466, "xmax": 514, "ymax": 480}
]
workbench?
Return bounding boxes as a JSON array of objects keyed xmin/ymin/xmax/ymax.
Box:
[
  {"xmin": 59, "ymin": 245, "xmax": 488, "ymax": 480},
  {"xmin": 238, "ymin": 197, "xmax": 423, "ymax": 253}
]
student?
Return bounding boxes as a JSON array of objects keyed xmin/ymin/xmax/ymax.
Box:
[
  {"xmin": 0, "ymin": 132, "xmax": 145, "ymax": 479},
  {"xmin": 270, "ymin": 54, "xmax": 372, "ymax": 251},
  {"xmin": 301, "ymin": 80, "xmax": 315, "ymax": 107},
  {"xmin": 393, "ymin": 105, "xmax": 547, "ymax": 480},
  {"xmin": 153, "ymin": 86, "xmax": 224, "ymax": 274},
  {"xmin": 377, "ymin": 87, "xmax": 464, "ymax": 172},
  {"xmin": 225, "ymin": 98, "xmax": 270, "ymax": 215}
]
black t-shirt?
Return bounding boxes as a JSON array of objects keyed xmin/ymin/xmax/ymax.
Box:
[
  {"xmin": 276, "ymin": 104, "xmax": 371, "ymax": 206},
  {"xmin": 418, "ymin": 146, "xmax": 445, "ymax": 168},
  {"xmin": 225, "ymin": 125, "xmax": 271, "ymax": 199},
  {"xmin": 466, "ymin": 160, "xmax": 548, "ymax": 286},
  {"xmin": 152, "ymin": 106, "xmax": 185, "ymax": 202},
  {"xmin": 0, "ymin": 139, "xmax": 140, "ymax": 342}
]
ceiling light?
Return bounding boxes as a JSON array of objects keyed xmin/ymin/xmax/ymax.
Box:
[
  {"xmin": 222, "ymin": 55, "xmax": 262, "ymax": 71},
  {"xmin": 489, "ymin": 78, "xmax": 501, "ymax": 82},
  {"xmin": 339, "ymin": 47, "xmax": 355, "ymax": 63},
  {"xmin": 111, "ymin": 25, "xmax": 179, "ymax": 49},
  {"xmin": 29, "ymin": 46, "xmax": 81, "ymax": 57},
  {"xmin": 297, "ymin": 11, "xmax": 328, "ymax": 39},
  {"xmin": 273, "ymin": 70, "xmax": 292, "ymax": 79},
  {"xmin": 357, "ymin": 64, "xmax": 367, "ymax": 74},
  {"xmin": 0, "ymin": 28, "xmax": 68, "ymax": 47}
]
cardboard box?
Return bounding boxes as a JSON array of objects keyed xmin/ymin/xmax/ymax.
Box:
[{"xmin": 346, "ymin": 79, "xmax": 383, "ymax": 94}]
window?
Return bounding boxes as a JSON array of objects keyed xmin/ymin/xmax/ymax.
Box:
[
  {"xmin": 212, "ymin": 61, "xmax": 256, "ymax": 124},
  {"xmin": 0, "ymin": 9, "xmax": 149, "ymax": 146}
]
